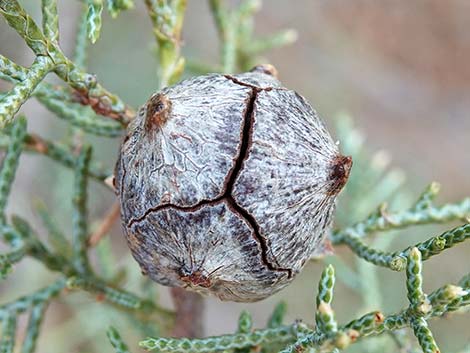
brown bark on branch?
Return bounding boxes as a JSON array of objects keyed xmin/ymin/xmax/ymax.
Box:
[{"xmin": 170, "ymin": 287, "xmax": 205, "ymax": 338}]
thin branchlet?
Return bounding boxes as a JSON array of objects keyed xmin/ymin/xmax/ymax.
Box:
[
  {"xmin": 66, "ymin": 276, "xmax": 143, "ymax": 310},
  {"xmin": 86, "ymin": 0, "xmax": 104, "ymax": 44},
  {"xmin": 144, "ymin": 0, "xmax": 187, "ymax": 88},
  {"xmin": 0, "ymin": 246, "xmax": 27, "ymax": 279},
  {"xmin": 107, "ymin": 326, "xmax": 132, "ymax": 353},
  {"xmin": 72, "ymin": 146, "xmax": 92, "ymax": 275},
  {"xmin": 140, "ymin": 326, "xmax": 297, "ymax": 352},
  {"xmin": 0, "ymin": 0, "xmax": 134, "ymax": 126},
  {"xmin": 0, "ymin": 56, "xmax": 126, "ymax": 136},
  {"xmin": 332, "ymin": 193, "xmax": 470, "ymax": 243},
  {"xmin": 22, "ymin": 302, "xmax": 48, "ymax": 353},
  {"xmin": 208, "ymin": 0, "xmax": 296, "ymax": 72},
  {"xmin": 34, "ymin": 200, "xmax": 72, "ymax": 257},
  {"xmin": 139, "ymin": 271, "xmax": 470, "ymax": 352},
  {"xmin": 0, "ymin": 116, "xmax": 26, "ymax": 221},
  {"xmin": 0, "ymin": 56, "xmax": 55, "ymax": 127},
  {"xmin": 411, "ymin": 318, "xmax": 440, "ymax": 353},
  {"xmin": 0, "ymin": 279, "xmax": 66, "ymax": 317},
  {"xmin": 235, "ymin": 311, "xmax": 253, "ymax": 353},
  {"xmin": 315, "ymin": 265, "xmax": 338, "ymax": 334},
  {"xmin": 41, "ymin": 0, "xmax": 59, "ymax": 42},
  {"xmin": 0, "ymin": 132, "xmax": 112, "ymax": 182},
  {"xmin": 267, "ymin": 301, "xmax": 286, "ymax": 328},
  {"xmin": 335, "ymin": 223, "xmax": 470, "ymax": 271},
  {"xmin": 406, "ymin": 248, "xmax": 430, "ymax": 316},
  {"xmin": 74, "ymin": 4, "xmax": 90, "ymax": 70},
  {"xmin": 0, "ymin": 313, "xmax": 17, "ymax": 353}
]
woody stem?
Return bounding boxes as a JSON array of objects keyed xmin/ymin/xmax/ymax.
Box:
[{"xmin": 170, "ymin": 287, "xmax": 205, "ymax": 338}]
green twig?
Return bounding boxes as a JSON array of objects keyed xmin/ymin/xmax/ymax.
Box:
[
  {"xmin": 315, "ymin": 265, "xmax": 338, "ymax": 334},
  {"xmin": 343, "ymin": 311, "xmax": 385, "ymax": 337},
  {"xmin": 94, "ymin": 236, "xmax": 116, "ymax": 279},
  {"xmin": 0, "ymin": 54, "xmax": 27, "ymax": 82},
  {"xmin": 336, "ymin": 235, "xmax": 405, "ymax": 271},
  {"xmin": 22, "ymin": 303, "xmax": 48, "ymax": 353},
  {"xmin": 34, "ymin": 200, "xmax": 72, "ymax": 257},
  {"xmin": 67, "ymin": 276, "xmax": 143, "ymax": 310},
  {"xmin": 405, "ymin": 249, "xmax": 439, "ymax": 352},
  {"xmin": 35, "ymin": 92, "xmax": 124, "ymax": 137},
  {"xmin": 0, "ymin": 224, "xmax": 22, "ymax": 248},
  {"xmin": 0, "ymin": 314, "xmax": 16, "ymax": 353},
  {"xmin": 0, "ymin": 57, "xmax": 54, "ymax": 127},
  {"xmin": 411, "ymin": 182, "xmax": 440, "ymax": 212},
  {"xmin": 144, "ymin": 0, "xmax": 187, "ymax": 88},
  {"xmin": 72, "ymin": 146, "xmax": 92, "ymax": 274},
  {"xmin": 245, "ymin": 29, "xmax": 297, "ymax": 56},
  {"xmin": 235, "ymin": 311, "xmax": 253, "ymax": 353},
  {"xmin": 0, "ymin": 0, "xmax": 134, "ymax": 122},
  {"xmin": 26, "ymin": 134, "xmax": 110, "ymax": 181},
  {"xmin": 459, "ymin": 273, "xmax": 470, "ymax": 289},
  {"xmin": 266, "ymin": 302, "xmax": 286, "ymax": 328},
  {"xmin": 209, "ymin": 0, "xmax": 237, "ymax": 73},
  {"xmin": 332, "ymin": 193, "xmax": 470, "ymax": 243},
  {"xmin": 428, "ymin": 284, "xmax": 468, "ymax": 315},
  {"xmin": 41, "ymin": 0, "xmax": 59, "ymax": 42},
  {"xmin": 140, "ymin": 326, "xmax": 296, "ymax": 352},
  {"xmin": 237, "ymin": 310, "xmax": 253, "ymax": 334},
  {"xmin": 106, "ymin": 0, "xmax": 134, "ymax": 18},
  {"xmin": 0, "ymin": 56, "xmax": 126, "ymax": 135},
  {"xmin": 86, "ymin": 0, "xmax": 104, "ymax": 44},
  {"xmin": 107, "ymin": 326, "xmax": 131, "ymax": 353},
  {"xmin": 139, "ymin": 270, "xmax": 470, "ymax": 353},
  {"xmin": 0, "ymin": 246, "xmax": 27, "ymax": 279},
  {"xmin": 0, "ymin": 133, "xmax": 111, "ymax": 182},
  {"xmin": 399, "ymin": 223, "xmax": 470, "ymax": 259},
  {"xmin": 338, "ymin": 223, "xmax": 470, "ymax": 271},
  {"xmin": 0, "ymin": 116, "xmax": 26, "ymax": 220},
  {"xmin": 410, "ymin": 318, "xmax": 439, "ymax": 353},
  {"xmin": 10, "ymin": 215, "xmax": 72, "ymax": 274},
  {"xmin": 0, "ymin": 279, "xmax": 66, "ymax": 317},
  {"xmin": 406, "ymin": 248, "xmax": 430, "ymax": 316},
  {"xmin": 441, "ymin": 285, "xmax": 470, "ymax": 314},
  {"xmin": 208, "ymin": 0, "xmax": 296, "ymax": 72},
  {"xmin": 74, "ymin": 4, "xmax": 90, "ymax": 70}
]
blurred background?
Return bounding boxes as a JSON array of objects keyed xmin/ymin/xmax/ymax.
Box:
[{"xmin": 1, "ymin": 1, "xmax": 469, "ymax": 352}]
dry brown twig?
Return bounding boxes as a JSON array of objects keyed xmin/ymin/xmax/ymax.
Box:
[{"xmin": 88, "ymin": 201, "xmax": 121, "ymax": 247}]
